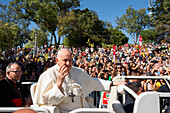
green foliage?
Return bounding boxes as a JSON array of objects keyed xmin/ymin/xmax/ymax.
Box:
[
  {"xmin": 0, "ymin": 2, "xmax": 31, "ymax": 50},
  {"xmin": 101, "ymin": 43, "xmax": 113, "ymax": 49},
  {"xmin": 86, "ymin": 39, "xmax": 94, "ymax": 48},
  {"xmin": 59, "ymin": 8, "xmax": 105, "ymax": 47},
  {"xmin": 1, "ymin": 0, "xmax": 131, "ymax": 49},
  {"xmin": 24, "ymin": 43, "xmax": 34, "ymax": 49},
  {"xmin": 149, "ymin": 0, "xmax": 170, "ymax": 43},
  {"xmin": 107, "ymin": 28, "xmax": 129, "ymax": 46},
  {"xmin": 0, "ymin": 20, "xmax": 25, "ymax": 50},
  {"xmin": 27, "ymin": 28, "xmax": 49, "ymax": 48},
  {"xmin": 140, "ymin": 29, "xmax": 157, "ymax": 44},
  {"xmin": 115, "ymin": 6, "xmax": 150, "ymax": 45},
  {"xmin": 8, "ymin": 0, "xmax": 80, "ymax": 47},
  {"xmin": 60, "ymin": 9, "xmax": 128, "ymax": 47}
]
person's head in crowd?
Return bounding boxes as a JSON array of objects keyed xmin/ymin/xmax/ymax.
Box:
[
  {"xmin": 123, "ymin": 62, "xmax": 129, "ymax": 69},
  {"xmin": 142, "ymin": 68, "xmax": 147, "ymax": 76},
  {"xmin": 130, "ymin": 68, "xmax": 140, "ymax": 76},
  {"xmin": 165, "ymin": 57, "xmax": 169, "ymax": 66},
  {"xmin": 13, "ymin": 108, "xmax": 37, "ymax": 113},
  {"xmin": 115, "ymin": 62, "xmax": 122, "ymax": 72},
  {"xmin": 0, "ymin": 69, "xmax": 5, "ymax": 80},
  {"xmin": 137, "ymin": 68, "xmax": 143, "ymax": 76},
  {"xmin": 158, "ymin": 67, "xmax": 165, "ymax": 75},
  {"xmin": 92, "ymin": 66, "xmax": 97, "ymax": 72},
  {"xmin": 131, "ymin": 62, "xmax": 136, "ymax": 70},
  {"xmin": 101, "ymin": 69, "xmax": 110, "ymax": 80},
  {"xmin": 90, "ymin": 66, "xmax": 98, "ymax": 78},
  {"xmin": 121, "ymin": 58, "xmax": 125, "ymax": 63},
  {"xmin": 127, "ymin": 81, "xmax": 143, "ymax": 95},
  {"xmin": 145, "ymin": 72, "xmax": 152, "ymax": 76},
  {"xmin": 6, "ymin": 62, "xmax": 22, "ymax": 82},
  {"xmin": 106, "ymin": 60, "xmax": 112, "ymax": 67},
  {"xmin": 56, "ymin": 48, "xmax": 73, "ymax": 73}
]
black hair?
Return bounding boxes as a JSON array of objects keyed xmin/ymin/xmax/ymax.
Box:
[
  {"xmin": 129, "ymin": 68, "xmax": 139, "ymax": 75},
  {"xmin": 127, "ymin": 81, "xmax": 141, "ymax": 93}
]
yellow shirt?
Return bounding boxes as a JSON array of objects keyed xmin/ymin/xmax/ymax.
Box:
[{"xmin": 155, "ymin": 82, "xmax": 165, "ymax": 91}]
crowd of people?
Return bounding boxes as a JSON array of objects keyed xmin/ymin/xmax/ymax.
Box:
[
  {"xmin": 0, "ymin": 43, "xmax": 170, "ymax": 89},
  {"xmin": 0, "ymin": 42, "xmax": 170, "ymax": 111}
]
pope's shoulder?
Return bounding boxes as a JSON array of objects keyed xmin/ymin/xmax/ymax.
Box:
[{"xmin": 70, "ymin": 66, "xmax": 86, "ymax": 73}]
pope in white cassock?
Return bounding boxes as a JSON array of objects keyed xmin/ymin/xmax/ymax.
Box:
[{"xmin": 32, "ymin": 48, "xmax": 121, "ymax": 113}]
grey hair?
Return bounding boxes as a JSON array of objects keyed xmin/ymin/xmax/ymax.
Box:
[
  {"xmin": 57, "ymin": 48, "xmax": 72, "ymax": 59},
  {"xmin": 6, "ymin": 62, "xmax": 19, "ymax": 74}
]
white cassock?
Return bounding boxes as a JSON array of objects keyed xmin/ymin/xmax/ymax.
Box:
[{"xmin": 32, "ymin": 64, "xmax": 111, "ymax": 113}]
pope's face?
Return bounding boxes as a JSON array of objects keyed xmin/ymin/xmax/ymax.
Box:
[{"xmin": 57, "ymin": 50, "xmax": 73, "ymax": 73}]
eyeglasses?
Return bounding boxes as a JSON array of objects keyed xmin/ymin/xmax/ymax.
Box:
[
  {"xmin": 117, "ymin": 67, "xmax": 122, "ymax": 69},
  {"xmin": 10, "ymin": 71, "xmax": 22, "ymax": 73}
]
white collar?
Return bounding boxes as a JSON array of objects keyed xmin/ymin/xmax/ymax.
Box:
[{"xmin": 56, "ymin": 64, "xmax": 59, "ymax": 70}]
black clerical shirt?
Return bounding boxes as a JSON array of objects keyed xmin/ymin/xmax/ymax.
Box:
[{"xmin": 0, "ymin": 77, "xmax": 29, "ymax": 107}]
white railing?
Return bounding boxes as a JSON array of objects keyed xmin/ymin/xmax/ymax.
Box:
[
  {"xmin": 21, "ymin": 76, "xmax": 170, "ymax": 108},
  {"xmin": 113, "ymin": 76, "xmax": 170, "ymax": 89},
  {"xmin": 0, "ymin": 107, "xmax": 50, "ymax": 113},
  {"xmin": 22, "ymin": 82, "xmax": 36, "ymax": 85}
]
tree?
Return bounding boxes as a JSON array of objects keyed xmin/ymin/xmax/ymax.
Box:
[
  {"xmin": 9, "ymin": 0, "xmax": 80, "ymax": 47},
  {"xmin": 115, "ymin": 6, "xmax": 150, "ymax": 45},
  {"xmin": 59, "ymin": 8, "xmax": 107, "ymax": 47},
  {"xmin": 59, "ymin": 8, "xmax": 128, "ymax": 47},
  {"xmin": 107, "ymin": 28, "xmax": 129, "ymax": 46},
  {"xmin": 0, "ymin": 2, "xmax": 31, "ymax": 50},
  {"xmin": 25, "ymin": 28, "xmax": 49, "ymax": 48},
  {"xmin": 0, "ymin": 21, "xmax": 20, "ymax": 50},
  {"xmin": 140, "ymin": 29, "xmax": 157, "ymax": 44},
  {"xmin": 149, "ymin": 0, "xmax": 170, "ymax": 43}
]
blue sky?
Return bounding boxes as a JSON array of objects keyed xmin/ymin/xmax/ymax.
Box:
[
  {"xmin": 80, "ymin": 0, "xmax": 150, "ymax": 44},
  {"xmin": 1, "ymin": 0, "xmax": 150, "ymax": 44}
]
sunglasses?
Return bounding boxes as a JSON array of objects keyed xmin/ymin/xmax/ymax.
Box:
[{"xmin": 117, "ymin": 67, "xmax": 122, "ymax": 69}]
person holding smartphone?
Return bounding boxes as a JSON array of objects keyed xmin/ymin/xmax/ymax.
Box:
[
  {"xmin": 98, "ymin": 69, "xmax": 112, "ymax": 81},
  {"xmin": 112, "ymin": 62, "xmax": 127, "ymax": 76}
]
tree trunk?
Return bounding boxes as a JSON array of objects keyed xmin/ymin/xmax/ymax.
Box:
[
  {"xmin": 52, "ymin": 31, "xmax": 57, "ymax": 48},
  {"xmin": 58, "ymin": 36, "xmax": 61, "ymax": 48},
  {"xmin": 136, "ymin": 35, "xmax": 139, "ymax": 45},
  {"xmin": 131, "ymin": 35, "xmax": 136, "ymax": 45},
  {"xmin": 50, "ymin": 33, "xmax": 53, "ymax": 47}
]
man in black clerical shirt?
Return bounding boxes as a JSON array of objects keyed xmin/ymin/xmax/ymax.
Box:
[{"xmin": 0, "ymin": 62, "xmax": 32, "ymax": 107}]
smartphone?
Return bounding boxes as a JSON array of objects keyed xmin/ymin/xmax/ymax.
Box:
[
  {"xmin": 157, "ymin": 71, "xmax": 160, "ymax": 76},
  {"xmin": 151, "ymin": 60, "xmax": 158, "ymax": 63},
  {"xmin": 103, "ymin": 70, "xmax": 108, "ymax": 72},
  {"xmin": 116, "ymin": 63, "xmax": 121, "ymax": 65}
]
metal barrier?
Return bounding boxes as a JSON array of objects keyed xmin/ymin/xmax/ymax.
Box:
[
  {"xmin": 0, "ymin": 107, "xmax": 50, "ymax": 113},
  {"xmin": 89, "ymin": 91, "xmax": 101, "ymax": 108}
]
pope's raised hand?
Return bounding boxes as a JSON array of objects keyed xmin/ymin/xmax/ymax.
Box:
[{"xmin": 57, "ymin": 64, "xmax": 69, "ymax": 91}]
